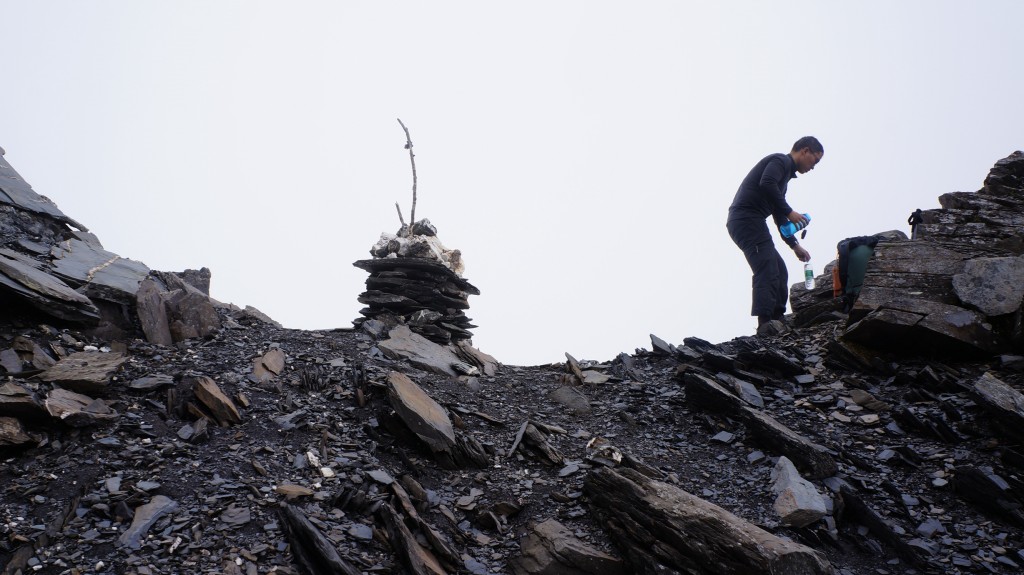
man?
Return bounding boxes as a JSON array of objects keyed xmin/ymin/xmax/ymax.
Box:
[{"xmin": 726, "ymin": 136, "xmax": 823, "ymax": 336}]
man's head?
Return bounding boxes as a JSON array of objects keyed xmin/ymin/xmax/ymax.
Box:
[{"xmin": 790, "ymin": 136, "xmax": 824, "ymax": 174}]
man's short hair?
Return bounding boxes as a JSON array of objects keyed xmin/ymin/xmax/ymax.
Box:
[{"xmin": 791, "ymin": 136, "xmax": 823, "ymax": 154}]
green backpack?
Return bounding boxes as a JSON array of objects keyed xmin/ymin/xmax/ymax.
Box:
[{"xmin": 833, "ymin": 235, "xmax": 880, "ymax": 313}]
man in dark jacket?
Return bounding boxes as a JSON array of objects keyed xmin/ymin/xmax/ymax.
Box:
[{"xmin": 726, "ymin": 136, "xmax": 823, "ymax": 335}]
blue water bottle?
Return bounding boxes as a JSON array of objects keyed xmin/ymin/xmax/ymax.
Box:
[{"xmin": 780, "ymin": 213, "xmax": 811, "ymax": 238}]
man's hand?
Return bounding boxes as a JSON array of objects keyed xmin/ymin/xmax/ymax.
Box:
[
  {"xmin": 793, "ymin": 244, "xmax": 811, "ymax": 262},
  {"xmin": 787, "ymin": 211, "xmax": 808, "ymax": 225}
]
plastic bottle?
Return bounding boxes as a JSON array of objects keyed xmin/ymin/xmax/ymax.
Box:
[
  {"xmin": 804, "ymin": 262, "xmax": 814, "ymax": 290},
  {"xmin": 780, "ymin": 213, "xmax": 812, "ymax": 238}
]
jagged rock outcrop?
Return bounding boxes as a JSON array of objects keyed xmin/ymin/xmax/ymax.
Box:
[
  {"xmin": 0, "ymin": 147, "xmax": 271, "ymax": 347},
  {"xmin": 792, "ymin": 151, "xmax": 1024, "ymax": 357}
]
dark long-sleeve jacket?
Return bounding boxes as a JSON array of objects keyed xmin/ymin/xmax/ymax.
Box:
[{"xmin": 726, "ymin": 153, "xmax": 799, "ymax": 247}]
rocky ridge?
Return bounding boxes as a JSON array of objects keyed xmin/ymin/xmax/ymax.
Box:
[{"xmin": 2, "ymin": 149, "xmax": 1024, "ymax": 575}]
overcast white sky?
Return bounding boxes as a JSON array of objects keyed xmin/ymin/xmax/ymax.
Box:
[{"xmin": 2, "ymin": 2, "xmax": 1022, "ymax": 365}]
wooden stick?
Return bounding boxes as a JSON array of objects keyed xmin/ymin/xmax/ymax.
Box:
[{"xmin": 397, "ymin": 118, "xmax": 417, "ymax": 234}]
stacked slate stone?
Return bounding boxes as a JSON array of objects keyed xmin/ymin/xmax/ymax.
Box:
[{"xmin": 353, "ymin": 219, "xmax": 480, "ymax": 345}]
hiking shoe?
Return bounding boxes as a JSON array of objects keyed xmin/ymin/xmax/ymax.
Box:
[{"xmin": 756, "ymin": 319, "xmax": 788, "ymax": 337}]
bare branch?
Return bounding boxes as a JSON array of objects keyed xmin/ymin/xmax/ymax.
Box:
[{"xmin": 397, "ymin": 118, "xmax": 417, "ymax": 234}]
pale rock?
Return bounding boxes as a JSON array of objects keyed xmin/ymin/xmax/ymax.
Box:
[{"xmin": 770, "ymin": 456, "xmax": 828, "ymax": 527}]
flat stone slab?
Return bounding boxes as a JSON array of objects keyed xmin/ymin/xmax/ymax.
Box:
[
  {"xmin": 387, "ymin": 371, "xmax": 456, "ymax": 453},
  {"xmin": 585, "ymin": 467, "xmax": 834, "ymax": 575},
  {"xmin": 252, "ymin": 349, "xmax": 286, "ymax": 383},
  {"xmin": 0, "ymin": 251, "xmax": 101, "ymax": 323},
  {"xmin": 50, "ymin": 239, "xmax": 150, "ymax": 304},
  {"xmin": 548, "ymin": 386, "xmax": 592, "ymax": 415},
  {"xmin": 847, "ymin": 296, "xmax": 1001, "ymax": 356},
  {"xmin": 38, "ymin": 352, "xmax": 127, "ymax": 394},
  {"xmin": 379, "ymin": 325, "xmax": 462, "ymax": 377},
  {"xmin": 44, "ymin": 388, "xmax": 118, "ymax": 427},
  {"xmin": 0, "ymin": 382, "xmax": 45, "ymax": 419},
  {"xmin": 129, "ymin": 374, "xmax": 175, "ymax": 391},
  {"xmin": 973, "ymin": 372, "xmax": 1024, "ymax": 441},
  {"xmin": 354, "ymin": 258, "xmax": 479, "ymax": 295}
]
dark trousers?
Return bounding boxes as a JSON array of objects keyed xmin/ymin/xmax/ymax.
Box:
[{"xmin": 727, "ymin": 219, "xmax": 788, "ymax": 319}]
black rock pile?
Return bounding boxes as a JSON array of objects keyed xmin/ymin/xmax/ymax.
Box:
[{"xmin": 353, "ymin": 220, "xmax": 479, "ymax": 345}]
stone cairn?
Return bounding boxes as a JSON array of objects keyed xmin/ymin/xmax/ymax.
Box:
[{"xmin": 353, "ymin": 219, "xmax": 479, "ymax": 344}]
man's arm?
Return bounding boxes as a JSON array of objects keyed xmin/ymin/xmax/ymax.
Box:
[
  {"xmin": 793, "ymin": 243, "xmax": 811, "ymax": 262},
  {"xmin": 758, "ymin": 157, "xmax": 794, "ymax": 220}
]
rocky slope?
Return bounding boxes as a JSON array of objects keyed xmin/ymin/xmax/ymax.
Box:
[{"xmin": 3, "ymin": 149, "xmax": 1024, "ymax": 575}]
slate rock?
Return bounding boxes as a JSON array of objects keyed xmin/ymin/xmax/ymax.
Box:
[
  {"xmin": 650, "ymin": 334, "xmax": 674, "ymax": 355},
  {"xmin": 118, "ymin": 495, "xmax": 179, "ymax": 549},
  {"xmin": 0, "ymin": 153, "xmax": 86, "ymax": 227},
  {"xmin": 378, "ymin": 325, "xmax": 461, "ymax": 377},
  {"xmin": 0, "ymin": 416, "xmax": 36, "ymax": 447},
  {"xmin": 845, "ymin": 296, "xmax": 1002, "ymax": 356},
  {"xmin": 135, "ymin": 277, "xmax": 174, "ymax": 346},
  {"xmin": 166, "ymin": 290, "xmax": 222, "ymax": 341},
  {"xmin": 972, "ymin": 371, "xmax": 1024, "ymax": 440},
  {"xmin": 49, "ymin": 239, "xmax": 150, "ymax": 305},
  {"xmin": 387, "ymin": 371, "xmax": 456, "ymax": 452},
  {"xmin": 548, "ymin": 386, "xmax": 591, "ymax": 415},
  {"xmin": 44, "ymin": 388, "xmax": 118, "ymax": 427},
  {"xmin": 511, "ymin": 518, "xmax": 626, "ymax": 575},
  {"xmin": 129, "ymin": 374, "xmax": 176, "ymax": 391},
  {"xmin": 716, "ymin": 372, "xmax": 764, "ymax": 408},
  {"xmin": 0, "ymin": 251, "xmax": 101, "ymax": 323},
  {"xmin": 0, "ymin": 382, "xmax": 45, "ymax": 419},
  {"xmin": 252, "ymin": 348, "xmax": 286, "ymax": 383},
  {"xmin": 585, "ymin": 467, "xmax": 834, "ymax": 575},
  {"xmin": 193, "ymin": 376, "xmax": 242, "ymax": 425},
  {"xmin": 38, "ymin": 351, "xmax": 128, "ymax": 394}
]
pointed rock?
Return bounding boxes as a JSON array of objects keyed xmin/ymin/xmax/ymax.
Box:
[
  {"xmin": 771, "ymin": 457, "xmax": 828, "ymax": 527},
  {"xmin": 193, "ymin": 376, "xmax": 242, "ymax": 425},
  {"xmin": 135, "ymin": 277, "xmax": 174, "ymax": 346},
  {"xmin": 278, "ymin": 503, "xmax": 362, "ymax": 575}
]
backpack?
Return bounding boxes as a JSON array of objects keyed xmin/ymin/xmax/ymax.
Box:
[{"xmin": 832, "ymin": 235, "xmax": 880, "ymax": 313}]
